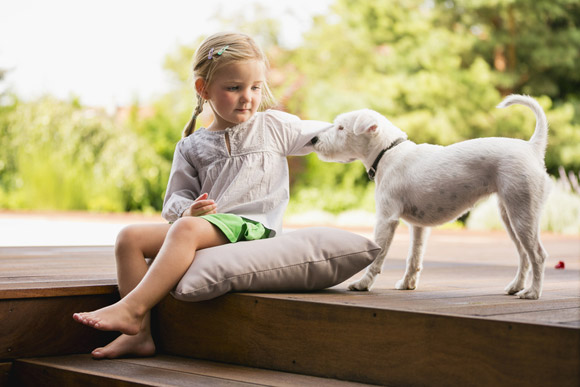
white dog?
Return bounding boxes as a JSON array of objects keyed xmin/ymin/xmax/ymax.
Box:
[{"xmin": 312, "ymin": 95, "xmax": 551, "ymax": 299}]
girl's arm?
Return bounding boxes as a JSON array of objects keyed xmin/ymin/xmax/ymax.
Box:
[
  {"xmin": 265, "ymin": 110, "xmax": 332, "ymax": 156},
  {"xmin": 161, "ymin": 139, "xmax": 203, "ymax": 222},
  {"xmin": 285, "ymin": 119, "xmax": 333, "ymax": 156}
]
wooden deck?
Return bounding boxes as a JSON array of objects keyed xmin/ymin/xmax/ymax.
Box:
[
  {"xmin": 1, "ymin": 227, "xmax": 579, "ymax": 385},
  {"xmin": 2, "ymin": 228, "xmax": 578, "ymax": 326}
]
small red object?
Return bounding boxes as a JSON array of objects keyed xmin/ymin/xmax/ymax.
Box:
[{"xmin": 555, "ymin": 261, "xmax": 565, "ymax": 269}]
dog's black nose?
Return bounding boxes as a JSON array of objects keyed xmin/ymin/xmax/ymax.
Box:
[{"xmin": 311, "ymin": 136, "xmax": 319, "ymax": 145}]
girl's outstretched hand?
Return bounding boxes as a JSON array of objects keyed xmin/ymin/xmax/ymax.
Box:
[{"xmin": 182, "ymin": 193, "xmax": 217, "ymax": 217}]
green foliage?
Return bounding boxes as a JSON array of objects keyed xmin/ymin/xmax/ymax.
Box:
[
  {"xmin": 445, "ymin": 0, "xmax": 580, "ymax": 100},
  {"xmin": 0, "ymin": 97, "xmax": 169, "ymax": 212},
  {"xmin": 283, "ymin": 0, "xmax": 580, "ymax": 215},
  {"xmin": 1, "ymin": 0, "xmax": 579, "ymax": 225}
]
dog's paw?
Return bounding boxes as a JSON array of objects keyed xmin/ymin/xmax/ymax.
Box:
[
  {"xmin": 348, "ymin": 278, "xmax": 372, "ymax": 291},
  {"xmin": 516, "ymin": 288, "xmax": 540, "ymax": 300},
  {"xmin": 504, "ymin": 280, "xmax": 525, "ymax": 295},
  {"xmin": 395, "ymin": 278, "xmax": 416, "ymax": 290}
]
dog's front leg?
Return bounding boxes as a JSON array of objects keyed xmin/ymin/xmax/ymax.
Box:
[
  {"xmin": 396, "ymin": 225, "xmax": 430, "ymax": 290},
  {"xmin": 348, "ymin": 218, "xmax": 400, "ymax": 291}
]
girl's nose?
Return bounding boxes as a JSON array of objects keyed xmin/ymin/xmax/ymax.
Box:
[{"xmin": 240, "ymin": 88, "xmax": 252, "ymax": 103}]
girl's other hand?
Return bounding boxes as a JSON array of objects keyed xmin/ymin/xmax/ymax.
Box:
[{"xmin": 182, "ymin": 193, "xmax": 217, "ymax": 217}]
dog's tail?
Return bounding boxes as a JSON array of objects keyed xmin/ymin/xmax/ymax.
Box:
[{"xmin": 496, "ymin": 94, "xmax": 549, "ymax": 159}]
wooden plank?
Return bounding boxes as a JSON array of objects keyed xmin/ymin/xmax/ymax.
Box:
[
  {"xmin": 0, "ymin": 245, "xmax": 117, "ymax": 299},
  {"xmin": 0, "ymin": 246, "xmax": 115, "ymax": 281},
  {"xmin": 251, "ymin": 260, "xmax": 580, "ymax": 328},
  {"xmin": 492, "ymin": 307, "xmax": 580, "ymax": 327},
  {"xmin": 120, "ymin": 355, "xmax": 367, "ymax": 386},
  {"xmin": 153, "ymin": 293, "xmax": 580, "ymax": 387},
  {"xmin": 0, "ymin": 362, "xmax": 11, "ymax": 387},
  {"xmin": 0, "ymin": 281, "xmax": 117, "ymax": 300},
  {"xmin": 0, "ymin": 295, "xmax": 119, "ymax": 361},
  {"xmin": 11, "ymin": 354, "xmax": 370, "ymax": 387},
  {"xmin": 12, "ymin": 356, "xmax": 252, "ymax": 387},
  {"xmin": 289, "ymin": 289, "xmax": 580, "ymax": 317}
]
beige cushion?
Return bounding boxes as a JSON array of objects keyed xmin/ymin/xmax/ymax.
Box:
[{"xmin": 172, "ymin": 227, "xmax": 380, "ymax": 302}]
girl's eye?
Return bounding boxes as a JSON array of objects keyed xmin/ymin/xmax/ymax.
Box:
[
  {"xmin": 252, "ymin": 86, "xmax": 261, "ymax": 91},
  {"xmin": 227, "ymin": 86, "xmax": 240, "ymax": 91}
]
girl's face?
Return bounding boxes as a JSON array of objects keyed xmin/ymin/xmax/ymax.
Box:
[{"xmin": 201, "ymin": 60, "xmax": 265, "ymax": 131}]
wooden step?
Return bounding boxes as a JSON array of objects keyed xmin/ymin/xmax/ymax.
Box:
[
  {"xmin": 0, "ymin": 246, "xmax": 120, "ymax": 361},
  {"xmin": 153, "ymin": 289, "xmax": 580, "ymax": 386},
  {"xmin": 2, "ymin": 232, "xmax": 579, "ymax": 385},
  {"xmin": 149, "ymin": 231, "xmax": 580, "ymax": 386},
  {"xmin": 10, "ymin": 354, "xmax": 369, "ymax": 386}
]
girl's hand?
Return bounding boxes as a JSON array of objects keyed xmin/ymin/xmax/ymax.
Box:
[{"xmin": 182, "ymin": 193, "xmax": 217, "ymax": 217}]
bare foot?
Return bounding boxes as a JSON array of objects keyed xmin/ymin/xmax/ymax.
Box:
[
  {"xmin": 92, "ymin": 332, "xmax": 156, "ymax": 359},
  {"xmin": 73, "ymin": 301, "xmax": 143, "ymax": 335}
]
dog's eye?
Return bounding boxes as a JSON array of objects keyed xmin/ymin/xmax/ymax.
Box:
[{"xmin": 338, "ymin": 126, "xmax": 344, "ymax": 131}]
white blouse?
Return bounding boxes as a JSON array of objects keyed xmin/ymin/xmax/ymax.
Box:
[{"xmin": 162, "ymin": 109, "xmax": 331, "ymax": 235}]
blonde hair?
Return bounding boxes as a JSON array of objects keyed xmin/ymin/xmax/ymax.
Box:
[{"xmin": 182, "ymin": 32, "xmax": 276, "ymax": 137}]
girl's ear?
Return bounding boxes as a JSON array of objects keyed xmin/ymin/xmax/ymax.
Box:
[{"xmin": 195, "ymin": 78, "xmax": 209, "ymax": 100}]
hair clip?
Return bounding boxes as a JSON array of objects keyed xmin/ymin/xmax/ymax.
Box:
[
  {"xmin": 217, "ymin": 45, "xmax": 229, "ymax": 56},
  {"xmin": 208, "ymin": 47, "xmax": 215, "ymax": 60}
]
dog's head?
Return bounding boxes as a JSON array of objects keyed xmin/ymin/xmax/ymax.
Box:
[{"xmin": 312, "ymin": 109, "xmax": 406, "ymax": 163}]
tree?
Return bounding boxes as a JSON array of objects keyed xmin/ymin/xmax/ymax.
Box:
[
  {"xmin": 439, "ymin": 0, "xmax": 580, "ymax": 102},
  {"xmin": 281, "ymin": 0, "xmax": 579, "ymax": 214}
]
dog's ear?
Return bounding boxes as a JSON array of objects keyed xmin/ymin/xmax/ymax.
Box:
[{"xmin": 353, "ymin": 110, "xmax": 379, "ymax": 135}]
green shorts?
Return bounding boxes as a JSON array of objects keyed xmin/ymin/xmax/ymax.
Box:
[{"xmin": 200, "ymin": 213, "xmax": 273, "ymax": 243}]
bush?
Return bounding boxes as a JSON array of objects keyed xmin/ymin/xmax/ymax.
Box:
[{"xmin": 0, "ymin": 97, "xmax": 169, "ymax": 212}]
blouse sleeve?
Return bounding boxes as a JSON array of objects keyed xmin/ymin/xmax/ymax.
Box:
[
  {"xmin": 265, "ymin": 110, "xmax": 332, "ymax": 156},
  {"xmin": 161, "ymin": 138, "xmax": 201, "ymax": 222}
]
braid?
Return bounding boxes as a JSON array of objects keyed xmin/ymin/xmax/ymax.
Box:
[{"xmin": 182, "ymin": 94, "xmax": 205, "ymax": 138}]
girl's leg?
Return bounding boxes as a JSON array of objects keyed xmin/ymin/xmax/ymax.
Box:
[
  {"xmin": 90, "ymin": 222, "xmax": 171, "ymax": 359},
  {"xmin": 73, "ymin": 217, "xmax": 228, "ymax": 346}
]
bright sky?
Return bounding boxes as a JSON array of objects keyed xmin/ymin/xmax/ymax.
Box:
[{"xmin": 0, "ymin": 0, "xmax": 332, "ymax": 108}]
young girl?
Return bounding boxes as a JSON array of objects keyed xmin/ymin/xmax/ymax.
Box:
[{"xmin": 73, "ymin": 32, "xmax": 330, "ymax": 359}]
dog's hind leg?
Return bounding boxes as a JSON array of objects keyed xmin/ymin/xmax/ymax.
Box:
[
  {"xmin": 514, "ymin": 227, "xmax": 547, "ymax": 299},
  {"xmin": 514, "ymin": 226, "xmax": 547, "ymax": 299},
  {"xmin": 348, "ymin": 218, "xmax": 400, "ymax": 291},
  {"xmin": 500, "ymin": 193, "xmax": 548, "ymax": 300},
  {"xmin": 499, "ymin": 201, "xmax": 531, "ymax": 295},
  {"xmin": 396, "ymin": 225, "xmax": 430, "ymax": 290}
]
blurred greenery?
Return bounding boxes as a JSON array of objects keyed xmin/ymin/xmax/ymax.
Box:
[
  {"xmin": 467, "ymin": 180, "xmax": 580, "ymax": 234},
  {"xmin": 0, "ymin": 97, "xmax": 168, "ymax": 212},
  {"xmin": 1, "ymin": 0, "xmax": 579, "ymax": 228}
]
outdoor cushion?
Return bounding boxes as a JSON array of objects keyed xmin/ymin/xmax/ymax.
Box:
[{"xmin": 171, "ymin": 227, "xmax": 380, "ymax": 302}]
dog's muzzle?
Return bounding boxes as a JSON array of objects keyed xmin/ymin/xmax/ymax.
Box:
[{"xmin": 310, "ymin": 136, "xmax": 319, "ymax": 145}]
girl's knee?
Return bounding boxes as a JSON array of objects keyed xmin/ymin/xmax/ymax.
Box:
[
  {"xmin": 115, "ymin": 225, "xmax": 144, "ymax": 253},
  {"xmin": 170, "ymin": 217, "xmax": 228, "ymax": 250},
  {"xmin": 170, "ymin": 216, "xmax": 204, "ymax": 236}
]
